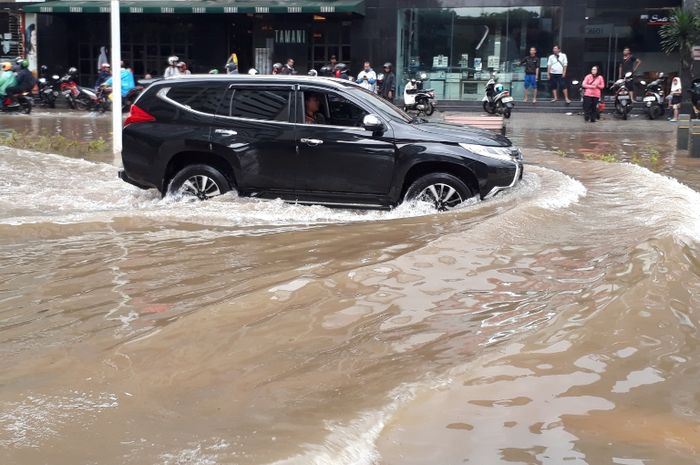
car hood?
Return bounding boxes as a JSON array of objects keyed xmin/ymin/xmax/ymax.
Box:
[{"xmin": 401, "ymin": 122, "xmax": 511, "ymax": 147}]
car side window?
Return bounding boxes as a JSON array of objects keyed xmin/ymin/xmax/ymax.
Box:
[
  {"xmin": 228, "ymin": 88, "xmax": 291, "ymax": 122},
  {"xmin": 326, "ymin": 92, "xmax": 368, "ymax": 127},
  {"xmin": 166, "ymin": 84, "xmax": 227, "ymax": 115}
]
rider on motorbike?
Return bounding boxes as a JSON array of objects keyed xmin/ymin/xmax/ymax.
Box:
[
  {"xmin": 0, "ymin": 62, "xmax": 16, "ymax": 98},
  {"xmin": 95, "ymin": 63, "xmax": 111, "ymax": 89},
  {"xmin": 103, "ymin": 61, "xmax": 135, "ymax": 97},
  {"xmin": 5, "ymin": 59, "xmax": 35, "ymax": 98}
]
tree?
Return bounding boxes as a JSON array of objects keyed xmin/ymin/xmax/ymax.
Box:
[{"xmin": 659, "ymin": 6, "xmax": 700, "ymax": 87}]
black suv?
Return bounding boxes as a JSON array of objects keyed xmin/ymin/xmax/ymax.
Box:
[{"xmin": 119, "ymin": 75, "xmax": 523, "ymax": 210}]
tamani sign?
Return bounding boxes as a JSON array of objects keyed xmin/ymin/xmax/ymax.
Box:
[{"xmin": 274, "ymin": 30, "xmax": 307, "ymax": 44}]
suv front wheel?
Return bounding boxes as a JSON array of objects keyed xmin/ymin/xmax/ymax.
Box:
[
  {"xmin": 404, "ymin": 173, "xmax": 473, "ymax": 211},
  {"xmin": 167, "ymin": 164, "xmax": 231, "ymax": 200}
]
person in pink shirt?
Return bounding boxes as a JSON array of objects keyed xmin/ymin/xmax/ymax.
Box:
[{"xmin": 582, "ymin": 65, "xmax": 605, "ymax": 123}]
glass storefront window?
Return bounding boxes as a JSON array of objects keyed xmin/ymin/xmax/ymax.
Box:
[{"xmin": 397, "ymin": 7, "xmax": 561, "ymax": 101}]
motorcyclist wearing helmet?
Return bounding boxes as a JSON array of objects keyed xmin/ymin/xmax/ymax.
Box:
[
  {"xmin": 319, "ymin": 65, "xmax": 333, "ymax": 77},
  {"xmin": 307, "ymin": 69, "xmax": 318, "ymax": 77},
  {"xmin": 225, "ymin": 62, "xmax": 238, "ymax": 74},
  {"xmin": 104, "ymin": 61, "xmax": 136, "ymax": 97},
  {"xmin": 271, "ymin": 63, "xmax": 283, "ymax": 75},
  {"xmin": 0, "ymin": 62, "xmax": 17, "ymax": 98},
  {"xmin": 95, "ymin": 63, "xmax": 111, "ymax": 89},
  {"xmin": 334, "ymin": 63, "xmax": 350, "ymax": 80},
  {"xmin": 164, "ymin": 56, "xmax": 180, "ymax": 78},
  {"xmin": 379, "ymin": 62, "xmax": 396, "ymax": 102},
  {"xmin": 6, "ymin": 59, "xmax": 35, "ymax": 96}
]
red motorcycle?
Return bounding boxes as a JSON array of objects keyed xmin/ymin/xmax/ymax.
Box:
[{"xmin": 59, "ymin": 67, "xmax": 99, "ymax": 110}]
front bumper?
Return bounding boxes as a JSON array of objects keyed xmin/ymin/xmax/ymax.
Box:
[{"xmin": 483, "ymin": 159, "xmax": 523, "ymax": 199}]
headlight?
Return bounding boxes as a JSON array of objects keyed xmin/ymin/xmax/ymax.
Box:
[{"xmin": 459, "ymin": 143, "xmax": 515, "ymax": 162}]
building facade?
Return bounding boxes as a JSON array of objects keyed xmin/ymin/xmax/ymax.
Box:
[{"xmin": 21, "ymin": 0, "xmax": 682, "ymax": 100}]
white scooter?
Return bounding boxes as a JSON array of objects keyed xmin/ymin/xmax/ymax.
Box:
[
  {"xmin": 482, "ymin": 74, "xmax": 514, "ymax": 118},
  {"xmin": 403, "ymin": 73, "xmax": 436, "ymax": 116}
]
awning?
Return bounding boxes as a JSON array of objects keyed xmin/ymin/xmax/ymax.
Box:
[{"xmin": 23, "ymin": 0, "xmax": 365, "ymax": 15}]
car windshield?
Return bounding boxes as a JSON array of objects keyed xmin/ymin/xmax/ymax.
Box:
[{"xmin": 342, "ymin": 84, "xmax": 413, "ymax": 124}]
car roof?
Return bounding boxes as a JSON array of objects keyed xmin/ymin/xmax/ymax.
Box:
[{"xmin": 153, "ymin": 74, "xmax": 359, "ymax": 91}]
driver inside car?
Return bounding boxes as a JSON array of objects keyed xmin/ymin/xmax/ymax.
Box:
[{"xmin": 304, "ymin": 93, "xmax": 326, "ymax": 124}]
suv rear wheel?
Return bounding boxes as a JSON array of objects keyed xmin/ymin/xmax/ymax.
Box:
[
  {"xmin": 404, "ymin": 173, "xmax": 473, "ymax": 211},
  {"xmin": 167, "ymin": 164, "xmax": 231, "ymax": 200}
]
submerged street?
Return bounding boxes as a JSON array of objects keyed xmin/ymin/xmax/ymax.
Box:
[{"xmin": 1, "ymin": 112, "xmax": 700, "ymax": 464}]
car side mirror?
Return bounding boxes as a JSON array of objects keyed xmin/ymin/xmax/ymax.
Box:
[{"xmin": 362, "ymin": 114, "xmax": 384, "ymax": 132}]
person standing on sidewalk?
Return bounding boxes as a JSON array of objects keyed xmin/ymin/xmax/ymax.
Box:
[
  {"xmin": 582, "ymin": 65, "xmax": 605, "ymax": 123},
  {"xmin": 669, "ymin": 77, "xmax": 682, "ymax": 122},
  {"xmin": 520, "ymin": 47, "xmax": 539, "ymax": 103},
  {"xmin": 379, "ymin": 62, "xmax": 396, "ymax": 103},
  {"xmin": 547, "ymin": 45, "xmax": 570, "ymax": 104},
  {"xmin": 281, "ymin": 58, "xmax": 296, "ymax": 75},
  {"xmin": 356, "ymin": 61, "xmax": 377, "ymax": 93}
]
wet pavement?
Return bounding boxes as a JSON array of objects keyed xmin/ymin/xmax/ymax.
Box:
[{"xmin": 1, "ymin": 110, "xmax": 700, "ymax": 464}]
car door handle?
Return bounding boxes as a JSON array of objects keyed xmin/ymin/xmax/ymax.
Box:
[
  {"xmin": 300, "ymin": 138, "xmax": 323, "ymax": 146},
  {"xmin": 214, "ymin": 129, "xmax": 237, "ymax": 136}
]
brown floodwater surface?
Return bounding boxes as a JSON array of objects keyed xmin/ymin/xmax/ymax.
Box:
[{"xmin": 1, "ymin": 113, "xmax": 700, "ymax": 464}]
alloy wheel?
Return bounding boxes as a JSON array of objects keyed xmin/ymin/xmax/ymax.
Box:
[
  {"xmin": 417, "ymin": 183, "xmax": 464, "ymax": 210},
  {"xmin": 179, "ymin": 175, "xmax": 222, "ymax": 200}
]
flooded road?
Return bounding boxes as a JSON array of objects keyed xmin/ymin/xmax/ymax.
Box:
[{"xmin": 2, "ymin": 113, "xmax": 700, "ymax": 464}]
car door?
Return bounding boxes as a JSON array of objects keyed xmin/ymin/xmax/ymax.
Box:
[
  {"xmin": 294, "ymin": 86, "xmax": 397, "ymax": 203},
  {"xmin": 210, "ymin": 84, "xmax": 297, "ymax": 196}
]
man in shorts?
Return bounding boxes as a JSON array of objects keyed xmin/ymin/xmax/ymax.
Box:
[
  {"xmin": 520, "ymin": 47, "xmax": 539, "ymax": 103},
  {"xmin": 547, "ymin": 45, "xmax": 570, "ymax": 104}
]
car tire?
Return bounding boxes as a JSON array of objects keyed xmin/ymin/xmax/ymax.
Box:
[
  {"xmin": 404, "ymin": 173, "xmax": 474, "ymax": 211},
  {"xmin": 167, "ymin": 164, "xmax": 231, "ymax": 200}
]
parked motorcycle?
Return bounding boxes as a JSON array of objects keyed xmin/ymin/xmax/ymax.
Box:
[
  {"xmin": 36, "ymin": 66, "xmax": 60, "ymax": 108},
  {"xmin": 482, "ymin": 74, "xmax": 513, "ymax": 118},
  {"xmin": 59, "ymin": 67, "xmax": 100, "ymax": 111},
  {"xmin": 641, "ymin": 73, "xmax": 666, "ymax": 120},
  {"xmin": 403, "ymin": 72, "xmax": 436, "ymax": 116},
  {"xmin": 611, "ymin": 71, "xmax": 634, "ymax": 120},
  {"xmin": 2, "ymin": 91, "xmax": 32, "ymax": 114},
  {"xmin": 689, "ymin": 78, "xmax": 700, "ymax": 119}
]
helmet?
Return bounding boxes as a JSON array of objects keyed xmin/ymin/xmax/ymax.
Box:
[
  {"xmin": 20, "ymin": 59, "xmax": 29, "ymax": 69},
  {"xmin": 68, "ymin": 67, "xmax": 78, "ymax": 75},
  {"xmin": 248, "ymin": 68, "xmax": 258, "ymax": 75},
  {"xmin": 101, "ymin": 63, "xmax": 111, "ymax": 69},
  {"xmin": 167, "ymin": 55, "xmax": 179, "ymax": 65},
  {"xmin": 377, "ymin": 73, "xmax": 385, "ymax": 82},
  {"xmin": 2, "ymin": 62, "xmax": 11, "ymax": 71},
  {"xmin": 272, "ymin": 63, "xmax": 283, "ymax": 71},
  {"xmin": 307, "ymin": 69, "xmax": 318, "ymax": 77},
  {"xmin": 383, "ymin": 62, "xmax": 392, "ymax": 69},
  {"xmin": 208, "ymin": 68, "xmax": 219, "ymax": 74},
  {"xmin": 15, "ymin": 56, "xmax": 23, "ymax": 64},
  {"xmin": 177, "ymin": 62, "xmax": 187, "ymax": 70},
  {"xmin": 410, "ymin": 78, "xmax": 417, "ymax": 84},
  {"xmin": 495, "ymin": 83, "xmax": 504, "ymax": 93},
  {"xmin": 419, "ymin": 72, "xmax": 428, "ymax": 81},
  {"xmin": 319, "ymin": 65, "xmax": 333, "ymax": 77},
  {"xmin": 40, "ymin": 65, "xmax": 47, "ymax": 72}
]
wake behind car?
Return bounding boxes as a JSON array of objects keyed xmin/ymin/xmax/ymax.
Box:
[{"xmin": 119, "ymin": 74, "xmax": 523, "ymax": 211}]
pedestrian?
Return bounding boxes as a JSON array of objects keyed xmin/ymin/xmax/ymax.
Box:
[
  {"xmin": 177, "ymin": 62, "xmax": 191, "ymax": 75},
  {"xmin": 94, "ymin": 63, "xmax": 111, "ymax": 89},
  {"xmin": 164, "ymin": 56, "xmax": 180, "ymax": 78},
  {"xmin": 520, "ymin": 46, "xmax": 539, "ymax": 103},
  {"xmin": 669, "ymin": 77, "xmax": 682, "ymax": 122},
  {"xmin": 619, "ymin": 47, "xmax": 641, "ymax": 100},
  {"xmin": 281, "ymin": 58, "xmax": 296, "ymax": 75},
  {"xmin": 582, "ymin": 65, "xmax": 604, "ymax": 123},
  {"xmin": 356, "ymin": 61, "xmax": 377, "ymax": 92},
  {"xmin": 547, "ymin": 45, "xmax": 570, "ymax": 104},
  {"xmin": 379, "ymin": 62, "xmax": 395, "ymax": 102}
]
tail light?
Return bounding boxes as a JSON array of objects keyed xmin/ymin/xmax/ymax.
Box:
[{"xmin": 124, "ymin": 104, "xmax": 155, "ymax": 127}]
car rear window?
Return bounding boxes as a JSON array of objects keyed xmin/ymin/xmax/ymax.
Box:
[
  {"xmin": 228, "ymin": 89, "xmax": 291, "ymax": 122},
  {"xmin": 167, "ymin": 84, "xmax": 226, "ymax": 115}
]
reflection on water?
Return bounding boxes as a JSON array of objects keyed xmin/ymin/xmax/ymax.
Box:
[{"xmin": 1, "ymin": 114, "xmax": 700, "ymax": 465}]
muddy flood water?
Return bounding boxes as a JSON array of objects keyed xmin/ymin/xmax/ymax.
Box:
[{"xmin": 1, "ymin": 112, "xmax": 700, "ymax": 464}]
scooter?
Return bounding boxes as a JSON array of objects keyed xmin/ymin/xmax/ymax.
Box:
[
  {"xmin": 688, "ymin": 78, "xmax": 700, "ymax": 119},
  {"xmin": 96, "ymin": 84, "xmax": 144, "ymax": 113},
  {"xmin": 641, "ymin": 73, "xmax": 666, "ymax": 120},
  {"xmin": 482, "ymin": 74, "xmax": 513, "ymax": 118},
  {"xmin": 403, "ymin": 72, "xmax": 436, "ymax": 116},
  {"xmin": 611, "ymin": 71, "xmax": 634, "ymax": 120},
  {"xmin": 36, "ymin": 65, "xmax": 61, "ymax": 108},
  {"xmin": 2, "ymin": 91, "xmax": 32, "ymax": 114},
  {"xmin": 59, "ymin": 68, "xmax": 100, "ymax": 111}
]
